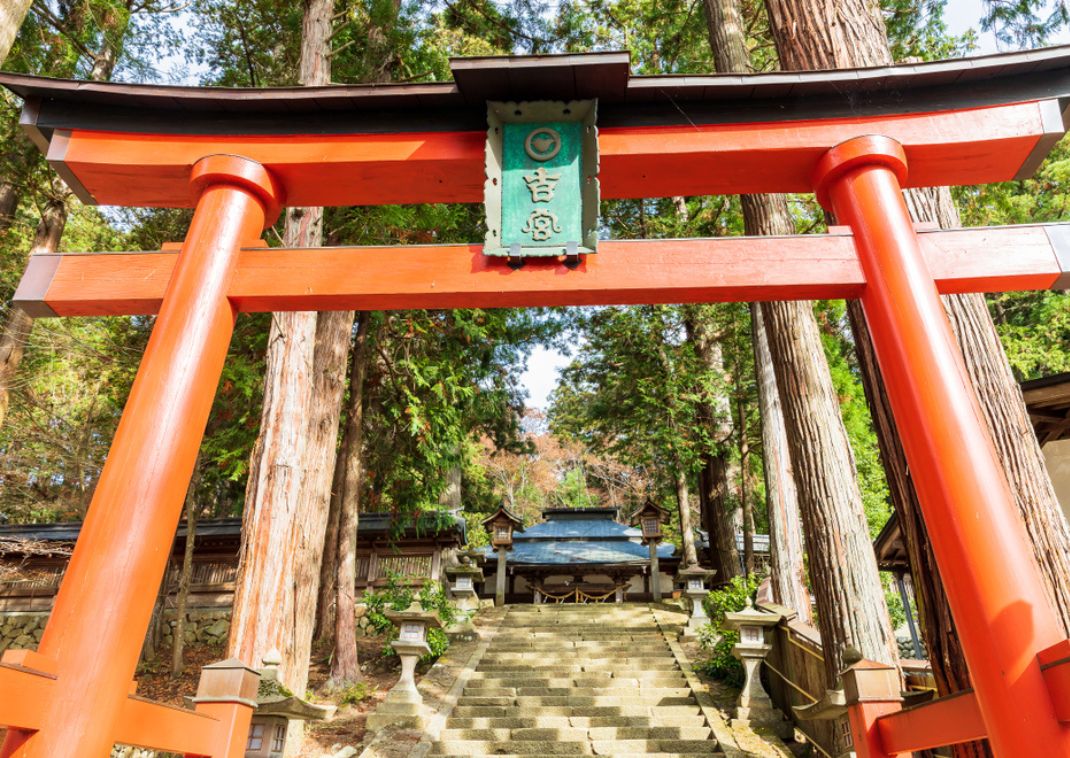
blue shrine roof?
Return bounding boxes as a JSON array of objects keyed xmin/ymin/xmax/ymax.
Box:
[{"xmin": 482, "ymin": 507, "xmax": 676, "ymax": 566}]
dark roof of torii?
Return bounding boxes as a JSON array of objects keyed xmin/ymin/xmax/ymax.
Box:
[{"xmin": 4, "ymin": 46, "xmax": 1070, "ymax": 144}]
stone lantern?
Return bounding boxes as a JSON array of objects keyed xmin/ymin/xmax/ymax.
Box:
[
  {"xmin": 630, "ymin": 500, "xmax": 670, "ymax": 601},
  {"xmin": 244, "ymin": 650, "xmax": 336, "ymax": 758},
  {"xmin": 675, "ymin": 564, "xmax": 716, "ymax": 638},
  {"xmin": 366, "ymin": 603, "xmax": 442, "ymax": 732},
  {"xmin": 446, "ymin": 549, "xmax": 484, "ymax": 612},
  {"xmin": 723, "ymin": 599, "xmax": 791, "ymax": 738},
  {"xmin": 482, "ymin": 505, "xmax": 524, "ymax": 607}
]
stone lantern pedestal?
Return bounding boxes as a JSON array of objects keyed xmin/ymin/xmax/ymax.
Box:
[
  {"xmin": 446, "ymin": 551, "xmax": 484, "ymax": 613},
  {"xmin": 366, "ymin": 605, "xmax": 442, "ymax": 732},
  {"xmin": 676, "ymin": 565, "xmax": 716, "ymax": 639},
  {"xmin": 724, "ymin": 599, "xmax": 792, "ymax": 739},
  {"xmin": 444, "ymin": 551, "xmax": 483, "ymax": 639}
]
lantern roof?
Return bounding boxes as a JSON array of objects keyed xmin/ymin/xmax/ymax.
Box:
[
  {"xmin": 629, "ymin": 499, "xmax": 671, "ymax": 526},
  {"xmin": 724, "ymin": 597, "xmax": 783, "ymax": 631},
  {"xmin": 481, "ymin": 504, "xmax": 525, "ymax": 531}
]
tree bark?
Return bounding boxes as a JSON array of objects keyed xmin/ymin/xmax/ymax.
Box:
[
  {"xmin": 172, "ymin": 459, "xmax": 201, "ymax": 677},
  {"xmin": 228, "ymin": 0, "xmax": 338, "ymax": 696},
  {"xmin": 737, "ymin": 396, "xmax": 754, "ymax": 576},
  {"xmin": 676, "ymin": 465, "xmax": 699, "ymax": 567},
  {"xmin": 331, "ymin": 314, "xmax": 373, "ymax": 685},
  {"xmin": 0, "ymin": 190, "xmax": 67, "ymax": 429},
  {"xmin": 315, "ymin": 455, "xmax": 345, "ymax": 642},
  {"xmin": 752, "ymin": 304, "xmax": 813, "ymax": 624},
  {"xmin": 0, "ymin": 182, "xmax": 18, "ymax": 233},
  {"xmin": 683, "ymin": 310, "xmax": 741, "ymax": 580},
  {"xmin": 0, "ymin": 0, "xmax": 32, "ymax": 65}
]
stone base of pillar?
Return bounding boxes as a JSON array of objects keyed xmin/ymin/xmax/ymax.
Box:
[
  {"xmin": 365, "ymin": 700, "xmax": 428, "ymax": 732},
  {"xmin": 732, "ymin": 704, "xmax": 793, "ymax": 739}
]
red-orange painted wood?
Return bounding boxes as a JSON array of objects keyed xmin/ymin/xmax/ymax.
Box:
[
  {"xmin": 0, "ymin": 661, "xmax": 249, "ymax": 758},
  {"xmin": 875, "ymin": 691, "xmax": 986, "ymax": 753},
  {"xmin": 816, "ymin": 135, "xmax": 1070, "ymax": 757},
  {"xmin": 49, "ymin": 99, "xmax": 1055, "ymax": 207},
  {"xmin": 0, "ymin": 156, "xmax": 280, "ymax": 758},
  {"xmin": 1040, "ymin": 640, "xmax": 1070, "ymax": 722},
  {"xmin": 12, "ymin": 225, "xmax": 1064, "ymax": 318}
]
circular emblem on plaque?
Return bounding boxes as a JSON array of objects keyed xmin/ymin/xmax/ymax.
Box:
[{"xmin": 525, "ymin": 127, "xmax": 562, "ymax": 162}]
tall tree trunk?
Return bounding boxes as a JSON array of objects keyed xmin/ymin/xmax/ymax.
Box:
[
  {"xmin": 172, "ymin": 459, "xmax": 202, "ymax": 677},
  {"xmin": 683, "ymin": 309, "xmax": 741, "ymax": 579},
  {"xmin": 766, "ymin": 2, "xmax": 1070, "ymax": 751},
  {"xmin": 0, "ymin": 0, "xmax": 32, "ymax": 65},
  {"xmin": 738, "ymin": 397, "xmax": 754, "ymax": 576},
  {"xmin": 704, "ymin": 0, "xmax": 898, "ymax": 684},
  {"xmin": 0, "ymin": 189, "xmax": 66, "ymax": 428},
  {"xmin": 752, "ymin": 304, "xmax": 812, "ymax": 624},
  {"xmin": 228, "ymin": 0, "xmax": 338, "ymax": 696},
  {"xmin": 315, "ymin": 456, "xmax": 345, "ymax": 642},
  {"xmin": 331, "ymin": 314, "xmax": 373, "ymax": 685},
  {"xmin": 0, "ymin": 182, "xmax": 19, "ymax": 233},
  {"xmin": 676, "ymin": 465, "xmax": 699, "ymax": 567}
]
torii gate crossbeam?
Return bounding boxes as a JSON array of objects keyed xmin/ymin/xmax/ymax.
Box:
[{"xmin": 2, "ymin": 49, "xmax": 1070, "ymax": 757}]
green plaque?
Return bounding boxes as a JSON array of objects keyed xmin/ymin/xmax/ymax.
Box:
[{"xmin": 484, "ymin": 101, "xmax": 599, "ymax": 258}]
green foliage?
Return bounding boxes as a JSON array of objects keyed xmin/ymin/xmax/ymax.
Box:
[
  {"xmin": 695, "ymin": 575, "xmax": 762, "ymax": 687},
  {"xmin": 981, "ymin": 0, "xmax": 1070, "ymax": 47},
  {"xmin": 337, "ymin": 680, "xmax": 372, "ymax": 705},
  {"xmin": 461, "ymin": 512, "xmax": 491, "ymax": 549},
  {"xmin": 884, "ymin": 579, "xmax": 908, "ymax": 630}
]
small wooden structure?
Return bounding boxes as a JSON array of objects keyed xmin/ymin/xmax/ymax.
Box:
[{"xmin": 482, "ymin": 507, "xmax": 679, "ymax": 603}]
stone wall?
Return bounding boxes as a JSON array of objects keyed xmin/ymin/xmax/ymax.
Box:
[
  {"xmin": 0, "ymin": 611, "xmax": 45, "ymax": 651},
  {"xmin": 0, "ymin": 609, "xmax": 235, "ymax": 653},
  {"xmin": 159, "ymin": 608, "xmax": 231, "ymax": 650},
  {"xmin": 0, "ymin": 605, "xmax": 397, "ymax": 654}
]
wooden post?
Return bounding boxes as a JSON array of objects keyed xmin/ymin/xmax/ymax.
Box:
[
  {"xmin": 649, "ymin": 542, "xmax": 661, "ymax": 602},
  {"xmin": 495, "ymin": 548, "xmax": 507, "ymax": 607},
  {"xmin": 841, "ymin": 659, "xmax": 903, "ymax": 758},
  {"xmin": 0, "ymin": 156, "xmax": 280, "ymax": 758},
  {"xmin": 814, "ymin": 135, "xmax": 1070, "ymax": 757}
]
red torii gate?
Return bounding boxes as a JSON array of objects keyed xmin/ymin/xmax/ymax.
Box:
[{"xmin": 1, "ymin": 49, "xmax": 1070, "ymax": 757}]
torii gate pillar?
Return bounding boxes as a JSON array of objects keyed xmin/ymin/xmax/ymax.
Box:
[
  {"xmin": 0, "ymin": 156, "xmax": 281, "ymax": 758},
  {"xmin": 814, "ymin": 135, "xmax": 1070, "ymax": 757}
]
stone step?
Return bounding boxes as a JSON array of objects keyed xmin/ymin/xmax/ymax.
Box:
[
  {"xmin": 485, "ymin": 643, "xmax": 671, "ymax": 652},
  {"xmin": 590, "ymin": 741, "xmax": 720, "ymax": 755},
  {"xmin": 467, "ymin": 676, "xmax": 689, "ymax": 689},
  {"xmin": 462, "ymin": 687, "xmax": 694, "ymax": 698},
  {"xmin": 456, "ymin": 695, "xmax": 696, "ymax": 708},
  {"xmin": 485, "ymin": 647, "xmax": 670, "ymax": 655},
  {"xmin": 430, "ymin": 741, "xmax": 589, "ymax": 755},
  {"xmin": 430, "ymin": 741, "xmax": 719, "ymax": 756},
  {"xmin": 446, "ymin": 715, "xmax": 710, "ymax": 730},
  {"xmin": 433, "ymin": 754, "xmax": 724, "ymax": 758},
  {"xmin": 479, "ymin": 650, "xmax": 667, "ymax": 655},
  {"xmin": 451, "ymin": 704, "xmax": 703, "ymax": 719},
  {"xmin": 438, "ymin": 726, "xmax": 713, "ymax": 742},
  {"xmin": 476, "ymin": 661, "xmax": 680, "ymax": 672},
  {"xmin": 472, "ymin": 667, "xmax": 680, "ymax": 677}
]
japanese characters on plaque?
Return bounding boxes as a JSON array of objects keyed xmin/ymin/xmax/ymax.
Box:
[{"xmin": 483, "ymin": 101, "xmax": 600, "ymax": 259}]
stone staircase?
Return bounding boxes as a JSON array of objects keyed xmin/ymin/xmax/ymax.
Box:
[{"xmin": 429, "ymin": 603, "xmax": 723, "ymax": 757}]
